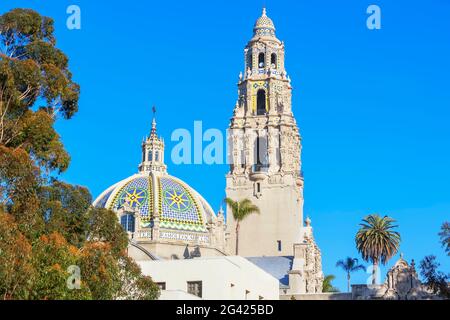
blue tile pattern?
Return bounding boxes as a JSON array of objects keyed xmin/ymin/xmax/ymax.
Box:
[
  {"xmin": 158, "ymin": 177, "xmax": 206, "ymax": 232},
  {"xmin": 95, "ymin": 174, "xmax": 210, "ymax": 233},
  {"xmin": 110, "ymin": 176, "xmax": 153, "ymax": 219}
]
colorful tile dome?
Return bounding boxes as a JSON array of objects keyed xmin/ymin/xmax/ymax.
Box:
[
  {"xmin": 253, "ymin": 7, "xmax": 276, "ymax": 38},
  {"xmin": 93, "ymin": 173, "xmax": 216, "ymax": 233},
  {"xmin": 93, "ymin": 114, "xmax": 222, "ymax": 248}
]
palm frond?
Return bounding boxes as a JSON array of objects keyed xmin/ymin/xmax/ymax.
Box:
[
  {"xmin": 224, "ymin": 197, "xmax": 260, "ymax": 222},
  {"xmin": 355, "ymin": 214, "xmax": 401, "ymax": 266}
]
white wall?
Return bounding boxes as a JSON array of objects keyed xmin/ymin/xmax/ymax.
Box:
[
  {"xmin": 159, "ymin": 290, "xmax": 201, "ymax": 300},
  {"xmin": 138, "ymin": 256, "xmax": 279, "ymax": 300}
]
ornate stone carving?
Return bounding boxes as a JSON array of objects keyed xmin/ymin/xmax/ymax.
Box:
[
  {"xmin": 224, "ymin": 8, "xmax": 323, "ymax": 260},
  {"xmin": 353, "ymin": 255, "xmax": 438, "ymax": 300}
]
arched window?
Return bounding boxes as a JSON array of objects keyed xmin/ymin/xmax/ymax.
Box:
[
  {"xmin": 121, "ymin": 214, "xmax": 135, "ymax": 233},
  {"xmin": 148, "ymin": 150, "xmax": 153, "ymax": 162},
  {"xmin": 257, "ymin": 90, "xmax": 266, "ymax": 115},
  {"xmin": 155, "ymin": 151, "xmax": 160, "ymax": 162},
  {"xmin": 255, "ymin": 135, "xmax": 268, "ymax": 166},
  {"xmin": 271, "ymin": 53, "xmax": 277, "ymax": 69},
  {"xmin": 258, "ymin": 53, "xmax": 265, "ymax": 68},
  {"xmin": 247, "ymin": 52, "xmax": 253, "ymax": 70}
]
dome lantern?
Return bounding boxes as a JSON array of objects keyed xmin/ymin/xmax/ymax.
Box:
[
  {"xmin": 138, "ymin": 110, "xmax": 167, "ymax": 174},
  {"xmin": 253, "ymin": 7, "xmax": 276, "ymax": 39}
]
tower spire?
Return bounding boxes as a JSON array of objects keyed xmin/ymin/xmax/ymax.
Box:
[
  {"xmin": 138, "ymin": 105, "xmax": 167, "ymax": 174},
  {"xmin": 151, "ymin": 105, "xmax": 157, "ymax": 137}
]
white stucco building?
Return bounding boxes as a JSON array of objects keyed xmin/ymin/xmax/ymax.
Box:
[{"xmin": 138, "ymin": 256, "xmax": 280, "ymax": 300}]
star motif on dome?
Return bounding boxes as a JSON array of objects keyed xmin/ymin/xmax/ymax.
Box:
[
  {"xmin": 165, "ymin": 189, "xmax": 190, "ymax": 211},
  {"xmin": 124, "ymin": 188, "xmax": 146, "ymax": 208}
]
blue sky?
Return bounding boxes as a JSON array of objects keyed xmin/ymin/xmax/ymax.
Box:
[{"xmin": 2, "ymin": 0, "xmax": 449, "ymax": 291}]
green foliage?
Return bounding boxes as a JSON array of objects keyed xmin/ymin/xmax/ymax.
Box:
[
  {"xmin": 355, "ymin": 214, "xmax": 401, "ymax": 284},
  {"xmin": 0, "ymin": 8, "xmax": 78, "ymax": 117},
  {"xmin": 18, "ymin": 110, "xmax": 71, "ymax": 173},
  {"xmin": 86, "ymin": 208, "xmax": 129, "ymax": 256},
  {"xmin": 355, "ymin": 214, "xmax": 401, "ymax": 264},
  {"xmin": 0, "ymin": 211, "xmax": 34, "ymax": 299},
  {"xmin": 322, "ymin": 275, "xmax": 339, "ymax": 293},
  {"xmin": 0, "ymin": 9, "xmax": 159, "ymax": 300},
  {"xmin": 0, "ymin": 145, "xmax": 43, "ymax": 238},
  {"xmin": 30, "ymin": 232, "xmax": 91, "ymax": 300},
  {"xmin": 419, "ymin": 255, "xmax": 449, "ymax": 299},
  {"xmin": 224, "ymin": 198, "xmax": 260, "ymax": 223},
  {"xmin": 116, "ymin": 255, "xmax": 160, "ymax": 300},
  {"xmin": 336, "ymin": 257, "xmax": 366, "ymax": 292},
  {"xmin": 0, "ymin": 8, "xmax": 78, "ymax": 174},
  {"xmin": 224, "ymin": 197, "xmax": 260, "ymax": 255},
  {"xmin": 39, "ymin": 181, "xmax": 91, "ymax": 247},
  {"xmin": 439, "ymin": 222, "xmax": 450, "ymax": 256},
  {"xmin": 336, "ymin": 257, "xmax": 366, "ymax": 274},
  {"xmin": 80, "ymin": 241, "xmax": 122, "ymax": 300}
]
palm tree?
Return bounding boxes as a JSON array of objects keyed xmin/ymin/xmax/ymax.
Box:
[
  {"xmin": 224, "ymin": 198, "xmax": 260, "ymax": 255},
  {"xmin": 336, "ymin": 257, "xmax": 366, "ymax": 292},
  {"xmin": 322, "ymin": 274, "xmax": 339, "ymax": 293},
  {"xmin": 355, "ymin": 214, "xmax": 401, "ymax": 285}
]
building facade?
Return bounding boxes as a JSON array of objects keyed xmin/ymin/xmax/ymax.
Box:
[
  {"xmin": 138, "ymin": 256, "xmax": 280, "ymax": 300},
  {"xmin": 225, "ymin": 8, "xmax": 305, "ymax": 257}
]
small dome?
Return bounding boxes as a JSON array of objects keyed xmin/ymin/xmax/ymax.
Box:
[
  {"xmin": 253, "ymin": 8, "xmax": 276, "ymax": 38},
  {"xmin": 94, "ymin": 173, "xmax": 216, "ymax": 233}
]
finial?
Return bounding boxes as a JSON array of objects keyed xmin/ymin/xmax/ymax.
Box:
[
  {"xmin": 151, "ymin": 118, "xmax": 157, "ymax": 136},
  {"xmin": 262, "ymin": 7, "xmax": 267, "ymax": 16},
  {"xmin": 305, "ymin": 216, "xmax": 311, "ymax": 227},
  {"xmin": 151, "ymin": 105, "xmax": 157, "ymax": 136}
]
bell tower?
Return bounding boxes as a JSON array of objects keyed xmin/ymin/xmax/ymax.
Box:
[{"xmin": 225, "ymin": 8, "xmax": 304, "ymax": 257}]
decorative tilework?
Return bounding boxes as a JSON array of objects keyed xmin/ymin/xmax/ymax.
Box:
[
  {"xmin": 253, "ymin": 9, "xmax": 276, "ymax": 37},
  {"xmin": 158, "ymin": 177, "xmax": 206, "ymax": 232},
  {"xmin": 95, "ymin": 174, "xmax": 212, "ymax": 234},
  {"xmin": 109, "ymin": 176, "xmax": 154, "ymax": 223}
]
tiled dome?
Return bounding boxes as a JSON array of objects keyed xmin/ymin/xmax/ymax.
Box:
[
  {"xmin": 253, "ymin": 8, "xmax": 276, "ymax": 37},
  {"xmin": 93, "ymin": 173, "xmax": 215, "ymax": 233}
]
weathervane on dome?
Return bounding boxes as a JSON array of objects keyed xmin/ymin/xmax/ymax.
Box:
[{"xmin": 151, "ymin": 105, "xmax": 157, "ymax": 137}]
